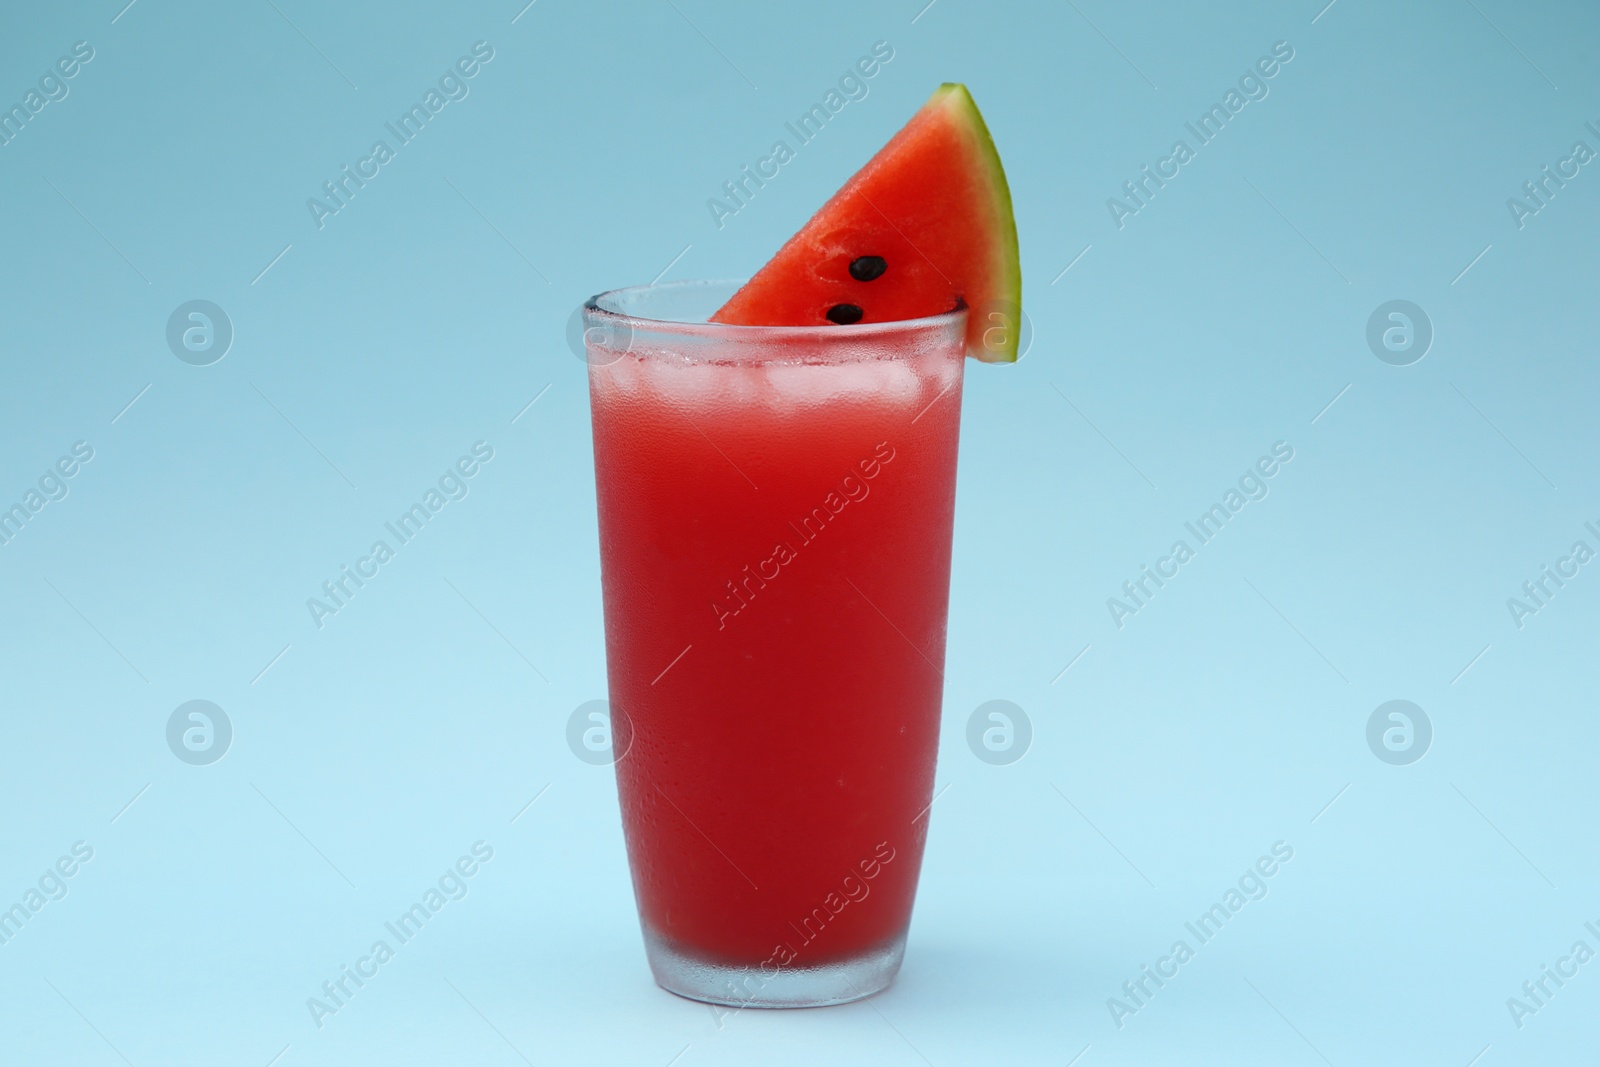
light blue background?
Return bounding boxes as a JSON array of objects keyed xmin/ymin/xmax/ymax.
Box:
[{"xmin": 2, "ymin": 1, "xmax": 1596, "ymax": 1064}]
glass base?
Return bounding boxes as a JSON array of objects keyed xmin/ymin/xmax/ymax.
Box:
[{"xmin": 643, "ymin": 927, "xmax": 907, "ymax": 1008}]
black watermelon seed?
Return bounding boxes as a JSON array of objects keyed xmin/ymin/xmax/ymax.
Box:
[
  {"xmin": 849, "ymin": 255, "xmax": 888, "ymax": 282},
  {"xmin": 826, "ymin": 303, "xmax": 864, "ymax": 325}
]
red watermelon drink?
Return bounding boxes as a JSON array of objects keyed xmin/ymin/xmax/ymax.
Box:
[{"xmin": 582, "ymin": 84, "xmax": 1021, "ymax": 1008}]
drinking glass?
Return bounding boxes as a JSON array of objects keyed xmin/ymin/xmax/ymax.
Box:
[{"xmin": 583, "ymin": 280, "xmax": 965, "ymax": 1007}]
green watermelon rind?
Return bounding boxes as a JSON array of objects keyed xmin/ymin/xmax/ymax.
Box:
[{"xmin": 931, "ymin": 83, "xmax": 1023, "ymax": 363}]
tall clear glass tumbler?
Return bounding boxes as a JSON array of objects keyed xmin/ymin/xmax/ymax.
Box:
[{"xmin": 582, "ymin": 281, "xmax": 966, "ymax": 1008}]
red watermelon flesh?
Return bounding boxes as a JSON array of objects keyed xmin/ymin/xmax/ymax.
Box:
[{"xmin": 711, "ymin": 83, "xmax": 1023, "ymax": 362}]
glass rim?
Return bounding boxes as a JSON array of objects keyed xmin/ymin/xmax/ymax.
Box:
[{"xmin": 582, "ymin": 279, "xmax": 968, "ymax": 342}]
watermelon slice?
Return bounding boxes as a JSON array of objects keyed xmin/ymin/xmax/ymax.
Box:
[{"xmin": 711, "ymin": 83, "xmax": 1022, "ymax": 363}]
